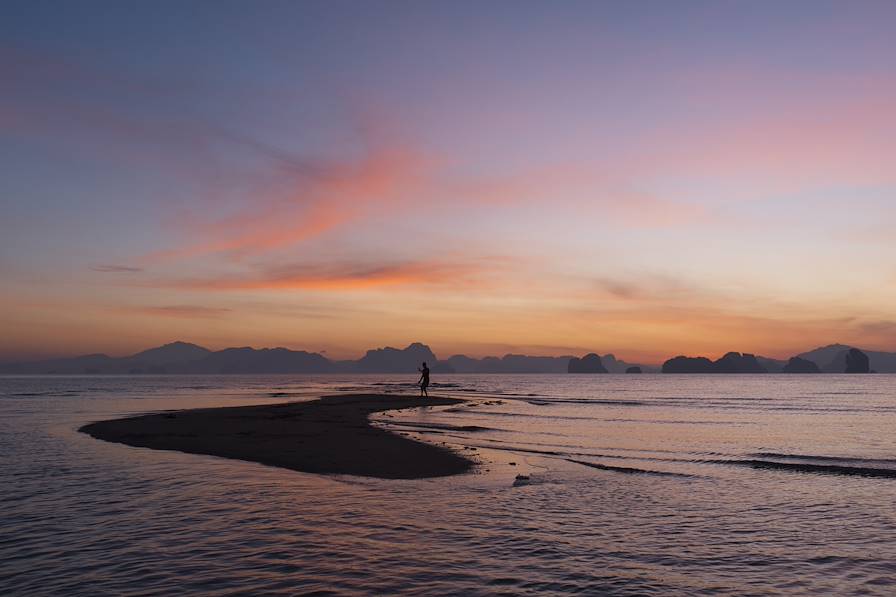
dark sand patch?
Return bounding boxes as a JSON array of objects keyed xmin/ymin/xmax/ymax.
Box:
[{"xmin": 80, "ymin": 394, "xmax": 474, "ymax": 479}]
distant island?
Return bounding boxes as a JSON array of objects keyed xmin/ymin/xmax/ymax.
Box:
[
  {"xmin": 0, "ymin": 341, "xmax": 891, "ymax": 375},
  {"xmin": 660, "ymin": 345, "xmax": 883, "ymax": 374},
  {"xmin": 0, "ymin": 341, "xmax": 655, "ymax": 375}
]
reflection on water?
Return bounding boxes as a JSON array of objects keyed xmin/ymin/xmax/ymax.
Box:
[{"xmin": 2, "ymin": 374, "xmax": 896, "ymax": 595}]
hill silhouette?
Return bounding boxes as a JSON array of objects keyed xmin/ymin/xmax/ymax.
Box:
[
  {"xmin": 445, "ymin": 353, "xmax": 584, "ymax": 373},
  {"xmin": 349, "ymin": 342, "xmax": 437, "ymax": 373},
  {"xmin": 1, "ymin": 341, "xmax": 893, "ymax": 374},
  {"xmin": 0, "ymin": 342, "xmax": 593, "ymax": 375},
  {"xmin": 192, "ymin": 347, "xmax": 334, "ymax": 374},
  {"xmin": 798, "ymin": 344, "xmax": 895, "ymax": 373},
  {"xmin": 131, "ymin": 341, "xmax": 211, "ymax": 365},
  {"xmin": 782, "ymin": 357, "xmax": 821, "ymax": 373},
  {"xmin": 567, "ymin": 353, "xmax": 608, "ymax": 373},
  {"xmin": 662, "ymin": 346, "xmax": 894, "ymax": 373}
]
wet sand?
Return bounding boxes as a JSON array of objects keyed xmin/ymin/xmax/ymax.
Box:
[{"xmin": 79, "ymin": 394, "xmax": 474, "ymax": 479}]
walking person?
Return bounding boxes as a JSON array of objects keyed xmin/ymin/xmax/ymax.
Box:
[{"xmin": 418, "ymin": 362, "xmax": 430, "ymax": 398}]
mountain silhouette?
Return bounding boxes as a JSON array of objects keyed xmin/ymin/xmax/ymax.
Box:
[
  {"xmin": 0, "ymin": 341, "xmax": 578, "ymax": 375},
  {"xmin": 130, "ymin": 341, "xmax": 211, "ymax": 366},
  {"xmin": 567, "ymin": 353, "xmax": 608, "ymax": 373},
  {"xmin": 351, "ymin": 343, "xmax": 438, "ymax": 373},
  {"xmin": 797, "ymin": 344, "xmax": 853, "ymax": 372},
  {"xmin": 446, "ymin": 354, "xmax": 572, "ymax": 373},
  {"xmin": 444, "ymin": 354, "xmax": 480, "ymax": 373},
  {"xmin": 2, "ymin": 341, "xmax": 893, "ymax": 375},
  {"xmin": 782, "ymin": 357, "xmax": 821, "ymax": 373},
  {"xmin": 193, "ymin": 347, "xmax": 334, "ymax": 374},
  {"xmin": 798, "ymin": 344, "xmax": 896, "ymax": 373},
  {"xmin": 661, "ymin": 346, "xmax": 896, "ymax": 374},
  {"xmin": 0, "ymin": 341, "xmax": 651, "ymax": 375}
]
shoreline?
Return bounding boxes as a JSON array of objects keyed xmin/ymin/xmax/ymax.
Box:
[{"xmin": 79, "ymin": 394, "xmax": 474, "ymax": 479}]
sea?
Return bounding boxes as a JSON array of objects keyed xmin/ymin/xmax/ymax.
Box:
[{"xmin": 2, "ymin": 374, "xmax": 895, "ymax": 595}]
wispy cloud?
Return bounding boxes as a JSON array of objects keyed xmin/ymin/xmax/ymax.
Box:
[
  {"xmin": 145, "ymin": 141, "xmax": 433, "ymax": 263},
  {"xmin": 117, "ymin": 305, "xmax": 233, "ymax": 319},
  {"xmin": 164, "ymin": 259, "xmax": 499, "ymax": 292},
  {"xmin": 857, "ymin": 320, "xmax": 896, "ymax": 338},
  {"xmin": 591, "ymin": 274, "xmax": 696, "ymax": 302},
  {"xmin": 90, "ymin": 264, "xmax": 144, "ymax": 273},
  {"xmin": 446, "ymin": 165, "xmax": 712, "ymax": 228}
]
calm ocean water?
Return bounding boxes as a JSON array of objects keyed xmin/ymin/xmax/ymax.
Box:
[{"xmin": 2, "ymin": 374, "xmax": 895, "ymax": 595}]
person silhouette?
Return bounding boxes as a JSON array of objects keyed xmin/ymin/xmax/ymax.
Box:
[{"xmin": 418, "ymin": 361, "xmax": 430, "ymax": 398}]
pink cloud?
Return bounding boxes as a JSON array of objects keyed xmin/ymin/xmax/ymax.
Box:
[
  {"xmin": 627, "ymin": 76, "xmax": 896, "ymax": 193},
  {"xmin": 145, "ymin": 143, "xmax": 434, "ymax": 263}
]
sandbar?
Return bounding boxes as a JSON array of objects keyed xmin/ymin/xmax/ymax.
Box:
[{"xmin": 79, "ymin": 394, "xmax": 474, "ymax": 479}]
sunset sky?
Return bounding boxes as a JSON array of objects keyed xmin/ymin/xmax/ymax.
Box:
[{"xmin": 2, "ymin": 1, "xmax": 895, "ymax": 363}]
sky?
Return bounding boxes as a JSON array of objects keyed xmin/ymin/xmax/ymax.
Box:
[{"xmin": 2, "ymin": 0, "xmax": 895, "ymax": 364}]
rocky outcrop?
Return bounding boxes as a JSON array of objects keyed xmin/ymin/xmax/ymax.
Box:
[
  {"xmin": 782, "ymin": 357, "xmax": 820, "ymax": 373},
  {"xmin": 352, "ymin": 342, "xmax": 438, "ymax": 373},
  {"xmin": 662, "ymin": 352, "xmax": 768, "ymax": 373},
  {"xmin": 662, "ymin": 356, "xmax": 716, "ymax": 373},
  {"xmin": 568, "ymin": 353, "xmax": 608, "ymax": 373},
  {"xmin": 625, "ymin": 366, "xmax": 642, "ymax": 374},
  {"xmin": 714, "ymin": 352, "xmax": 767, "ymax": 373},
  {"xmin": 845, "ymin": 348, "xmax": 870, "ymax": 373}
]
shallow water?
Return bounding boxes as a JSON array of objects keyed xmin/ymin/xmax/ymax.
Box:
[{"xmin": 2, "ymin": 374, "xmax": 895, "ymax": 595}]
